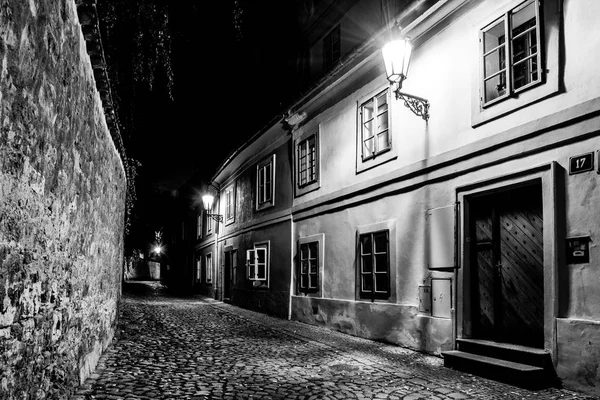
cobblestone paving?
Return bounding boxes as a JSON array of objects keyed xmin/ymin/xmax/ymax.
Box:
[{"xmin": 71, "ymin": 281, "xmax": 598, "ymax": 400}]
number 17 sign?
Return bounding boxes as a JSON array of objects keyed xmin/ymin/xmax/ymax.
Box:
[{"xmin": 569, "ymin": 152, "xmax": 594, "ymax": 175}]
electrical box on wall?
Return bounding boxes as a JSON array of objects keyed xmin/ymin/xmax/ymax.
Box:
[
  {"xmin": 566, "ymin": 236, "xmax": 591, "ymax": 264},
  {"xmin": 431, "ymin": 278, "xmax": 452, "ymax": 319},
  {"xmin": 419, "ymin": 286, "xmax": 431, "ymax": 313}
]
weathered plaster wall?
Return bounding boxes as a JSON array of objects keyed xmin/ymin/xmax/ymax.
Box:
[
  {"xmin": 0, "ymin": 0, "xmax": 126, "ymax": 398},
  {"xmin": 292, "ymin": 297, "xmax": 452, "ymax": 354}
]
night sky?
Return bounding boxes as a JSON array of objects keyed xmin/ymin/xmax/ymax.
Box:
[{"xmin": 97, "ymin": 0, "xmax": 303, "ymax": 248}]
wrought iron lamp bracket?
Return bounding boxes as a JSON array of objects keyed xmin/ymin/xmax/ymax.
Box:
[
  {"xmin": 394, "ymin": 89, "xmax": 430, "ymax": 121},
  {"xmin": 207, "ymin": 213, "xmax": 223, "ymax": 223}
]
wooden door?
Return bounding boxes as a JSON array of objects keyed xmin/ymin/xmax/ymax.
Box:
[{"xmin": 470, "ymin": 183, "xmax": 544, "ymax": 347}]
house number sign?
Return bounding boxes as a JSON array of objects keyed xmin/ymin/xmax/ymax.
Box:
[{"xmin": 569, "ymin": 152, "xmax": 594, "ymax": 175}]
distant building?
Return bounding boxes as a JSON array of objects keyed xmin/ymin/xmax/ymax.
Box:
[{"xmin": 180, "ymin": 0, "xmax": 600, "ymax": 395}]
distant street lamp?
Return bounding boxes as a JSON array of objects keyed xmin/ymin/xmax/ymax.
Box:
[
  {"xmin": 153, "ymin": 245, "xmax": 162, "ymax": 255},
  {"xmin": 381, "ymin": 33, "xmax": 430, "ymax": 121}
]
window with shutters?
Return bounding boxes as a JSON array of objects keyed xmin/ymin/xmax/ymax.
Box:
[{"xmin": 224, "ymin": 184, "xmax": 235, "ymax": 224}]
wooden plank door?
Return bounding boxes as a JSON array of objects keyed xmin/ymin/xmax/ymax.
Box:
[{"xmin": 471, "ymin": 183, "xmax": 544, "ymax": 347}]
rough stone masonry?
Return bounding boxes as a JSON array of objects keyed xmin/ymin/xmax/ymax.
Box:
[{"xmin": 0, "ymin": 0, "xmax": 126, "ymax": 398}]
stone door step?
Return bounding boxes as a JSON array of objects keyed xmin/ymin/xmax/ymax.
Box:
[{"xmin": 442, "ymin": 350, "xmax": 551, "ymax": 389}]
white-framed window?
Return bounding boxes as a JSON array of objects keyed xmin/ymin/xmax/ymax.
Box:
[
  {"xmin": 360, "ymin": 88, "xmax": 390, "ymax": 161},
  {"xmin": 471, "ymin": 0, "xmax": 559, "ymax": 126},
  {"xmin": 197, "ymin": 212, "xmax": 203, "ymax": 239},
  {"xmin": 297, "ymin": 134, "xmax": 317, "ymax": 187},
  {"xmin": 356, "ymin": 85, "xmax": 396, "ymax": 174},
  {"xmin": 196, "ymin": 258, "xmax": 201, "ymax": 281},
  {"xmin": 480, "ymin": 0, "xmax": 541, "ymax": 107},
  {"xmin": 246, "ymin": 242, "xmax": 269, "ymax": 287},
  {"xmin": 224, "ymin": 185, "xmax": 235, "ymax": 224},
  {"xmin": 205, "ymin": 253, "xmax": 213, "ymax": 283},
  {"xmin": 256, "ymin": 154, "xmax": 276, "ymax": 210},
  {"xmin": 323, "ymin": 24, "xmax": 340, "ymax": 72}
]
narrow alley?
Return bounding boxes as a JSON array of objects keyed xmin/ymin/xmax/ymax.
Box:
[{"xmin": 70, "ymin": 282, "xmax": 595, "ymax": 400}]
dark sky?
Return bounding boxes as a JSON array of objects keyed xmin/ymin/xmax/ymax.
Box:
[
  {"xmin": 97, "ymin": 0, "xmax": 303, "ymax": 246},
  {"xmin": 115, "ymin": 0, "xmax": 303, "ymax": 193}
]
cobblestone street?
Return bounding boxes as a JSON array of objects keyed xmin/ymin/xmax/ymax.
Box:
[{"xmin": 70, "ymin": 282, "xmax": 597, "ymax": 400}]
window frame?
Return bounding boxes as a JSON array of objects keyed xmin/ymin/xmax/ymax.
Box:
[
  {"xmin": 206, "ymin": 203, "xmax": 214, "ymax": 234},
  {"xmin": 355, "ymin": 220, "xmax": 397, "ymax": 302},
  {"xmin": 356, "ymin": 86, "xmax": 396, "ymax": 174},
  {"xmin": 196, "ymin": 257, "xmax": 201, "ymax": 282},
  {"xmin": 205, "ymin": 253, "xmax": 213, "ymax": 284},
  {"xmin": 358, "ymin": 230, "xmax": 390, "ymax": 300},
  {"xmin": 256, "ymin": 154, "xmax": 276, "ymax": 210},
  {"xmin": 471, "ymin": 0, "xmax": 559, "ymax": 127},
  {"xmin": 297, "ymin": 234, "xmax": 325, "ymax": 296},
  {"xmin": 246, "ymin": 242, "xmax": 270, "ymax": 288},
  {"xmin": 224, "ymin": 184, "xmax": 236, "ymax": 225},
  {"xmin": 294, "ymin": 126, "xmax": 321, "ymax": 196},
  {"xmin": 479, "ymin": 0, "xmax": 542, "ymax": 108}
]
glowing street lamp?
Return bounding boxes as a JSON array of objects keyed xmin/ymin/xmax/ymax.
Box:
[
  {"xmin": 202, "ymin": 194, "xmax": 223, "ymax": 223},
  {"xmin": 153, "ymin": 245, "xmax": 162, "ymax": 255},
  {"xmin": 381, "ymin": 34, "xmax": 430, "ymax": 121}
]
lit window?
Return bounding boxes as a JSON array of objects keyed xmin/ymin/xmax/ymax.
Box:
[
  {"xmin": 481, "ymin": 0, "xmax": 541, "ymax": 107},
  {"xmin": 246, "ymin": 243, "xmax": 269, "ymax": 287},
  {"xmin": 225, "ymin": 185, "xmax": 235, "ymax": 223},
  {"xmin": 360, "ymin": 89, "xmax": 390, "ymax": 161},
  {"xmin": 196, "ymin": 258, "xmax": 201, "ymax": 281},
  {"xmin": 323, "ymin": 25, "xmax": 340, "ymax": 71},
  {"xmin": 358, "ymin": 230, "xmax": 390, "ymax": 300},
  {"xmin": 205, "ymin": 253, "xmax": 213, "ymax": 283},
  {"xmin": 298, "ymin": 242, "xmax": 318, "ymax": 293},
  {"xmin": 297, "ymin": 134, "xmax": 317, "ymax": 187},
  {"xmin": 256, "ymin": 155, "xmax": 275, "ymax": 210}
]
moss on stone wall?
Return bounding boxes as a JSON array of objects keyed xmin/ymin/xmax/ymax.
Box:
[{"xmin": 0, "ymin": 0, "xmax": 126, "ymax": 398}]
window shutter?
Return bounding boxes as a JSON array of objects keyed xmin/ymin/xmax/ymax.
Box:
[
  {"xmin": 246, "ymin": 250, "xmax": 255, "ymax": 279},
  {"xmin": 256, "ymin": 248, "xmax": 267, "ymax": 280}
]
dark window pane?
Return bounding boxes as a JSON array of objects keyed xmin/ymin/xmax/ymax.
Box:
[
  {"xmin": 361, "ymin": 255, "xmax": 372, "ymax": 273},
  {"xmin": 301, "ymin": 260, "xmax": 308, "ymax": 274},
  {"xmin": 374, "ymin": 254, "xmax": 388, "ymax": 272},
  {"xmin": 374, "ymin": 232, "xmax": 388, "ymax": 253},
  {"xmin": 308, "ymin": 242, "xmax": 318, "ymax": 258},
  {"xmin": 483, "ymin": 20, "xmax": 505, "ymax": 53},
  {"xmin": 361, "ymin": 235, "xmax": 372, "ymax": 254},
  {"xmin": 362, "ymin": 274, "xmax": 373, "ymax": 292},
  {"xmin": 375, "ymin": 273, "xmax": 388, "ymax": 293}
]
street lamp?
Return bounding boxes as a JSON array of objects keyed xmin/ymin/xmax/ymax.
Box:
[
  {"xmin": 381, "ymin": 34, "xmax": 430, "ymax": 121},
  {"xmin": 201, "ymin": 194, "xmax": 223, "ymax": 223},
  {"xmin": 153, "ymin": 245, "xmax": 162, "ymax": 255}
]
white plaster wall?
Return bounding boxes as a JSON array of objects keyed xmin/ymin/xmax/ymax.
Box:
[{"xmin": 297, "ymin": 0, "xmax": 600, "ymax": 205}]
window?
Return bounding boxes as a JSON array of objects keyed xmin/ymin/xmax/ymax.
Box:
[
  {"xmin": 196, "ymin": 258, "xmax": 201, "ymax": 281},
  {"xmin": 358, "ymin": 230, "xmax": 390, "ymax": 300},
  {"xmin": 256, "ymin": 155, "xmax": 276, "ymax": 210},
  {"xmin": 298, "ymin": 242, "xmax": 318, "ymax": 293},
  {"xmin": 197, "ymin": 212, "xmax": 203, "ymax": 239},
  {"xmin": 246, "ymin": 243, "xmax": 269, "ymax": 287},
  {"xmin": 480, "ymin": 0, "xmax": 541, "ymax": 107},
  {"xmin": 323, "ymin": 24, "xmax": 340, "ymax": 72},
  {"xmin": 224, "ymin": 185, "xmax": 235, "ymax": 224},
  {"xmin": 297, "ymin": 134, "xmax": 317, "ymax": 187},
  {"xmin": 360, "ymin": 89, "xmax": 390, "ymax": 161},
  {"xmin": 205, "ymin": 253, "xmax": 213, "ymax": 283}
]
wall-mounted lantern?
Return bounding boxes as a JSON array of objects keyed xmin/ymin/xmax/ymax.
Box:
[
  {"xmin": 382, "ymin": 34, "xmax": 430, "ymax": 121},
  {"xmin": 201, "ymin": 194, "xmax": 223, "ymax": 223}
]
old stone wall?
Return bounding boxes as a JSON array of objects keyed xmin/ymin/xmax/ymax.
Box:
[{"xmin": 0, "ymin": 0, "xmax": 126, "ymax": 399}]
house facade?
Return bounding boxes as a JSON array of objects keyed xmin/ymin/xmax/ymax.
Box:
[{"xmin": 200, "ymin": 0, "xmax": 600, "ymax": 394}]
